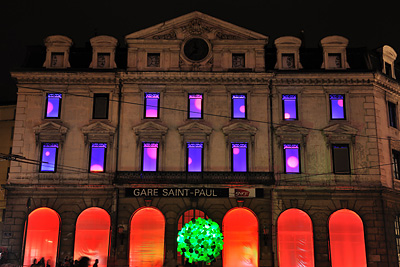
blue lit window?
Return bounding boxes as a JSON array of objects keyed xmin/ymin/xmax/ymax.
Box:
[
  {"xmin": 282, "ymin": 94, "xmax": 297, "ymax": 120},
  {"xmin": 187, "ymin": 142, "xmax": 203, "ymax": 172},
  {"xmin": 330, "ymin": 94, "xmax": 345, "ymax": 119},
  {"xmin": 89, "ymin": 143, "xmax": 107, "ymax": 173},
  {"xmin": 232, "ymin": 143, "xmax": 247, "ymax": 172},
  {"xmin": 232, "ymin": 94, "xmax": 246, "ymax": 119},
  {"xmin": 144, "ymin": 93, "xmax": 160, "ymax": 118},
  {"xmin": 284, "ymin": 144, "xmax": 300, "ymax": 173},
  {"xmin": 142, "ymin": 142, "xmax": 158, "ymax": 171},
  {"xmin": 40, "ymin": 143, "xmax": 59, "ymax": 172},
  {"xmin": 188, "ymin": 94, "xmax": 203, "ymax": 119},
  {"xmin": 45, "ymin": 93, "xmax": 62, "ymax": 118}
]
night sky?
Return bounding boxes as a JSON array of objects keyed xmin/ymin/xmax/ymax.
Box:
[{"xmin": 2, "ymin": 0, "xmax": 400, "ymax": 104}]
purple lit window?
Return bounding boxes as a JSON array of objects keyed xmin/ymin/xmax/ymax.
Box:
[
  {"xmin": 144, "ymin": 93, "xmax": 160, "ymax": 118},
  {"xmin": 89, "ymin": 143, "xmax": 107, "ymax": 173},
  {"xmin": 142, "ymin": 142, "xmax": 158, "ymax": 171},
  {"xmin": 282, "ymin": 95, "xmax": 297, "ymax": 120},
  {"xmin": 188, "ymin": 94, "xmax": 203, "ymax": 119},
  {"xmin": 40, "ymin": 143, "xmax": 59, "ymax": 172},
  {"xmin": 232, "ymin": 94, "xmax": 246, "ymax": 119},
  {"xmin": 284, "ymin": 144, "xmax": 300, "ymax": 173},
  {"xmin": 232, "ymin": 143, "xmax": 247, "ymax": 172},
  {"xmin": 187, "ymin": 143, "xmax": 203, "ymax": 172},
  {"xmin": 45, "ymin": 93, "xmax": 62, "ymax": 118},
  {"xmin": 330, "ymin": 94, "xmax": 345, "ymax": 119}
]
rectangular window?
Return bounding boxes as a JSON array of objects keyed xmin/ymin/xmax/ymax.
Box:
[
  {"xmin": 284, "ymin": 144, "xmax": 300, "ymax": 173},
  {"xmin": 97, "ymin": 53, "xmax": 110, "ymax": 68},
  {"xmin": 232, "ymin": 142, "xmax": 247, "ymax": 172},
  {"xmin": 188, "ymin": 94, "xmax": 203, "ymax": 119},
  {"xmin": 187, "ymin": 142, "xmax": 203, "ymax": 172},
  {"xmin": 232, "ymin": 94, "xmax": 246, "ymax": 119},
  {"xmin": 389, "ymin": 101, "xmax": 397, "ymax": 128},
  {"xmin": 330, "ymin": 94, "xmax": 345, "ymax": 119},
  {"xmin": 332, "ymin": 144, "xmax": 350, "ymax": 174},
  {"xmin": 142, "ymin": 142, "xmax": 158, "ymax": 171},
  {"xmin": 394, "ymin": 215, "xmax": 400, "ymax": 266},
  {"xmin": 393, "ymin": 150, "xmax": 400, "ymax": 180},
  {"xmin": 147, "ymin": 53, "xmax": 160, "ymax": 67},
  {"xmin": 40, "ymin": 143, "xmax": 59, "ymax": 172},
  {"xmin": 232, "ymin": 53, "xmax": 245, "ymax": 68},
  {"xmin": 45, "ymin": 93, "xmax": 62, "ymax": 118},
  {"xmin": 89, "ymin": 143, "xmax": 107, "ymax": 173},
  {"xmin": 51, "ymin": 52, "xmax": 64, "ymax": 68},
  {"xmin": 93, "ymin": 94, "xmax": 109, "ymax": 119},
  {"xmin": 385, "ymin": 62, "xmax": 392, "ymax": 77},
  {"xmin": 282, "ymin": 53, "xmax": 295, "ymax": 69},
  {"xmin": 282, "ymin": 94, "xmax": 297, "ymax": 120},
  {"xmin": 144, "ymin": 93, "xmax": 160, "ymax": 118},
  {"xmin": 328, "ymin": 53, "xmax": 342, "ymax": 68}
]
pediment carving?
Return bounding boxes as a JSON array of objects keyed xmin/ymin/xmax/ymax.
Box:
[
  {"xmin": 178, "ymin": 121, "xmax": 213, "ymax": 135},
  {"xmin": 222, "ymin": 122, "xmax": 257, "ymax": 136},
  {"xmin": 322, "ymin": 124, "xmax": 358, "ymax": 144},
  {"xmin": 133, "ymin": 122, "xmax": 168, "ymax": 144},
  {"xmin": 81, "ymin": 122, "xmax": 116, "ymax": 144},
  {"xmin": 274, "ymin": 124, "xmax": 309, "ymax": 145},
  {"xmin": 33, "ymin": 122, "xmax": 68, "ymax": 144}
]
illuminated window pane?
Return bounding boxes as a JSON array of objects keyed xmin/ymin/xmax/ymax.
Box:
[
  {"xmin": 395, "ymin": 216, "xmax": 400, "ymax": 266},
  {"xmin": 130, "ymin": 207, "xmax": 165, "ymax": 267},
  {"xmin": 332, "ymin": 145, "xmax": 350, "ymax": 174},
  {"xmin": 45, "ymin": 93, "xmax": 62, "ymax": 118},
  {"xmin": 188, "ymin": 94, "xmax": 203, "ymax": 119},
  {"xmin": 145, "ymin": 93, "xmax": 160, "ymax": 118},
  {"xmin": 284, "ymin": 144, "xmax": 300, "ymax": 173},
  {"xmin": 232, "ymin": 94, "xmax": 246, "ymax": 119},
  {"xmin": 330, "ymin": 94, "xmax": 345, "ymax": 119},
  {"xmin": 40, "ymin": 143, "xmax": 58, "ymax": 172},
  {"xmin": 222, "ymin": 208, "xmax": 258, "ymax": 267},
  {"xmin": 93, "ymin": 94, "xmax": 109, "ymax": 119},
  {"xmin": 142, "ymin": 142, "xmax": 158, "ymax": 171},
  {"xmin": 187, "ymin": 142, "xmax": 203, "ymax": 172},
  {"xmin": 282, "ymin": 94, "xmax": 297, "ymax": 120},
  {"xmin": 329, "ymin": 209, "xmax": 367, "ymax": 267},
  {"xmin": 74, "ymin": 208, "xmax": 110, "ymax": 267},
  {"xmin": 90, "ymin": 143, "xmax": 107, "ymax": 173},
  {"xmin": 23, "ymin": 208, "xmax": 60, "ymax": 267},
  {"xmin": 277, "ymin": 209, "xmax": 315, "ymax": 267},
  {"xmin": 232, "ymin": 143, "xmax": 247, "ymax": 172},
  {"xmin": 393, "ymin": 150, "xmax": 400, "ymax": 180}
]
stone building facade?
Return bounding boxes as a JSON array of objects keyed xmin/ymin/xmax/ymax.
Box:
[{"xmin": 4, "ymin": 11, "xmax": 400, "ymax": 267}]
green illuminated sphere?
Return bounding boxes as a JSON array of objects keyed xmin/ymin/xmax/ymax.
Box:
[{"xmin": 177, "ymin": 217, "xmax": 224, "ymax": 263}]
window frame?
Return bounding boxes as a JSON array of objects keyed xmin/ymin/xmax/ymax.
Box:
[
  {"xmin": 388, "ymin": 101, "xmax": 398, "ymax": 128},
  {"xmin": 40, "ymin": 142, "xmax": 59, "ymax": 173},
  {"xmin": 231, "ymin": 142, "xmax": 248, "ymax": 172},
  {"xmin": 283, "ymin": 143, "xmax": 300, "ymax": 174},
  {"xmin": 332, "ymin": 144, "xmax": 351, "ymax": 174},
  {"xmin": 141, "ymin": 142, "xmax": 159, "ymax": 172},
  {"xmin": 187, "ymin": 93, "xmax": 203, "ymax": 119},
  {"xmin": 232, "ymin": 53, "xmax": 246, "ymax": 68},
  {"xmin": 147, "ymin": 53, "xmax": 161, "ymax": 68},
  {"xmin": 92, "ymin": 93, "xmax": 109, "ymax": 119},
  {"xmin": 281, "ymin": 53, "xmax": 296, "ymax": 69},
  {"xmin": 231, "ymin": 94, "xmax": 247, "ymax": 119},
  {"xmin": 393, "ymin": 150, "xmax": 400, "ymax": 180},
  {"xmin": 329, "ymin": 94, "xmax": 346, "ymax": 120},
  {"xmin": 144, "ymin": 92, "xmax": 160, "ymax": 119},
  {"xmin": 89, "ymin": 142, "xmax": 107, "ymax": 173},
  {"xmin": 186, "ymin": 142, "xmax": 203, "ymax": 172},
  {"xmin": 395, "ymin": 215, "xmax": 400, "ymax": 267},
  {"xmin": 45, "ymin": 93, "xmax": 62, "ymax": 119},
  {"xmin": 282, "ymin": 94, "xmax": 298, "ymax": 121}
]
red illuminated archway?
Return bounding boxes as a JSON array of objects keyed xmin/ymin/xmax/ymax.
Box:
[
  {"xmin": 129, "ymin": 207, "xmax": 165, "ymax": 267},
  {"xmin": 277, "ymin": 208, "xmax": 315, "ymax": 267},
  {"xmin": 23, "ymin": 208, "xmax": 60, "ymax": 267},
  {"xmin": 329, "ymin": 209, "xmax": 367, "ymax": 267},
  {"xmin": 73, "ymin": 207, "xmax": 110, "ymax": 267},
  {"xmin": 222, "ymin": 207, "xmax": 258, "ymax": 267}
]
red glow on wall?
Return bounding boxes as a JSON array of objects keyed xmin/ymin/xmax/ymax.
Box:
[
  {"xmin": 222, "ymin": 208, "xmax": 258, "ymax": 267},
  {"xmin": 277, "ymin": 208, "xmax": 315, "ymax": 267},
  {"xmin": 329, "ymin": 209, "xmax": 367, "ymax": 267},
  {"xmin": 73, "ymin": 208, "xmax": 110, "ymax": 267},
  {"xmin": 23, "ymin": 208, "xmax": 60, "ymax": 267},
  {"xmin": 130, "ymin": 207, "xmax": 165, "ymax": 267}
]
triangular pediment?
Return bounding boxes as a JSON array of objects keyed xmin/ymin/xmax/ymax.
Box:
[
  {"xmin": 82, "ymin": 121, "xmax": 116, "ymax": 135},
  {"xmin": 322, "ymin": 124, "xmax": 358, "ymax": 136},
  {"xmin": 133, "ymin": 121, "xmax": 168, "ymax": 135},
  {"xmin": 222, "ymin": 122, "xmax": 257, "ymax": 135},
  {"xmin": 275, "ymin": 124, "xmax": 309, "ymax": 136},
  {"xmin": 33, "ymin": 122, "xmax": 68, "ymax": 135},
  {"xmin": 178, "ymin": 121, "xmax": 212, "ymax": 135},
  {"xmin": 125, "ymin": 11, "xmax": 267, "ymax": 41}
]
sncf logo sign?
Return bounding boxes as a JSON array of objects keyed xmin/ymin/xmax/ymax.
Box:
[{"xmin": 235, "ymin": 189, "xmax": 250, "ymax": 197}]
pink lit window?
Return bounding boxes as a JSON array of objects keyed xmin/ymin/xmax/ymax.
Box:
[
  {"xmin": 45, "ymin": 93, "xmax": 62, "ymax": 118},
  {"xmin": 232, "ymin": 94, "xmax": 246, "ymax": 119},
  {"xmin": 188, "ymin": 94, "xmax": 203, "ymax": 119},
  {"xmin": 23, "ymin": 208, "xmax": 60, "ymax": 267},
  {"xmin": 284, "ymin": 144, "xmax": 300, "ymax": 173},
  {"xmin": 282, "ymin": 94, "xmax": 297, "ymax": 120},
  {"xmin": 330, "ymin": 94, "xmax": 345, "ymax": 119},
  {"xmin": 142, "ymin": 142, "xmax": 158, "ymax": 171},
  {"xmin": 329, "ymin": 209, "xmax": 367, "ymax": 267},
  {"xmin": 144, "ymin": 93, "xmax": 160, "ymax": 118},
  {"xmin": 74, "ymin": 208, "xmax": 110, "ymax": 267},
  {"xmin": 90, "ymin": 143, "xmax": 107, "ymax": 173},
  {"xmin": 277, "ymin": 208, "xmax": 315, "ymax": 267},
  {"xmin": 40, "ymin": 143, "xmax": 59, "ymax": 172},
  {"xmin": 232, "ymin": 143, "xmax": 247, "ymax": 172},
  {"xmin": 222, "ymin": 207, "xmax": 258, "ymax": 267},
  {"xmin": 130, "ymin": 207, "xmax": 165, "ymax": 267},
  {"xmin": 187, "ymin": 142, "xmax": 203, "ymax": 172}
]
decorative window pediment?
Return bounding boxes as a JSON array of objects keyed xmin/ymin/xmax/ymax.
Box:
[
  {"xmin": 89, "ymin": 35, "xmax": 118, "ymax": 69},
  {"xmin": 274, "ymin": 36, "xmax": 303, "ymax": 70},
  {"xmin": 222, "ymin": 122, "xmax": 257, "ymax": 145},
  {"xmin": 178, "ymin": 121, "xmax": 212, "ymax": 144},
  {"xmin": 275, "ymin": 125, "xmax": 309, "ymax": 145},
  {"xmin": 133, "ymin": 121, "xmax": 168, "ymax": 143},
  {"xmin": 33, "ymin": 122, "xmax": 68, "ymax": 144},
  {"xmin": 43, "ymin": 35, "xmax": 73, "ymax": 69},
  {"xmin": 81, "ymin": 121, "xmax": 116, "ymax": 144},
  {"xmin": 322, "ymin": 124, "xmax": 358, "ymax": 144},
  {"xmin": 320, "ymin": 35, "xmax": 350, "ymax": 70}
]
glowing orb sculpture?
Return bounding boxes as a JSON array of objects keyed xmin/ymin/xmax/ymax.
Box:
[{"xmin": 177, "ymin": 217, "xmax": 224, "ymax": 264}]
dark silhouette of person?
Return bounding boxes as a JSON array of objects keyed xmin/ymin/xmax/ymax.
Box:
[
  {"xmin": 31, "ymin": 259, "xmax": 37, "ymax": 267},
  {"xmin": 78, "ymin": 257, "xmax": 90, "ymax": 267},
  {"xmin": 92, "ymin": 259, "xmax": 98, "ymax": 267},
  {"xmin": 38, "ymin": 258, "xmax": 45, "ymax": 267},
  {"xmin": 46, "ymin": 259, "xmax": 51, "ymax": 267}
]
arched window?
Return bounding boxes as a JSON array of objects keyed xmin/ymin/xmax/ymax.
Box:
[
  {"xmin": 177, "ymin": 209, "xmax": 208, "ymax": 265},
  {"xmin": 73, "ymin": 207, "xmax": 110, "ymax": 267},
  {"xmin": 130, "ymin": 207, "xmax": 165, "ymax": 267},
  {"xmin": 329, "ymin": 209, "xmax": 367, "ymax": 267},
  {"xmin": 277, "ymin": 208, "xmax": 315, "ymax": 267},
  {"xmin": 23, "ymin": 208, "xmax": 60, "ymax": 267},
  {"xmin": 222, "ymin": 207, "xmax": 258, "ymax": 267}
]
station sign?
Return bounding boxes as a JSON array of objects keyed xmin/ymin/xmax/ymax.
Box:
[{"xmin": 125, "ymin": 188, "xmax": 263, "ymax": 198}]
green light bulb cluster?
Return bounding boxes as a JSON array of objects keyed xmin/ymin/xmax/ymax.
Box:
[{"xmin": 177, "ymin": 217, "xmax": 224, "ymax": 264}]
